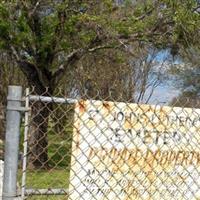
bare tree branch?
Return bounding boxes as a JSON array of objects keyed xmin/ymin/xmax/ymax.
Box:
[
  {"xmin": 10, "ymin": 46, "xmax": 20, "ymax": 61},
  {"xmin": 88, "ymin": 44, "xmax": 116, "ymax": 52},
  {"xmin": 29, "ymin": 1, "xmax": 42, "ymax": 17},
  {"xmin": 52, "ymin": 48, "xmax": 85, "ymax": 83},
  {"xmin": 52, "ymin": 43, "xmax": 120, "ymax": 84},
  {"xmin": 193, "ymin": 5, "xmax": 200, "ymax": 13}
]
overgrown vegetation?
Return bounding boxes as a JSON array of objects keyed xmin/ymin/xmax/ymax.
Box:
[{"xmin": 1, "ymin": 1, "xmax": 200, "ymax": 198}]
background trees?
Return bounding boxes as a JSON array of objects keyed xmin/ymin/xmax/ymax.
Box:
[
  {"xmin": 1, "ymin": 0, "xmax": 199, "ymax": 99},
  {"xmin": 0, "ymin": 0, "xmax": 200, "ymax": 168}
]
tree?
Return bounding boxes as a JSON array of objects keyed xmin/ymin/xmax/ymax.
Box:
[
  {"xmin": 69, "ymin": 43, "xmax": 166, "ymax": 103},
  {"xmin": 168, "ymin": 47, "xmax": 200, "ymax": 107},
  {"xmin": 1, "ymin": 0, "xmax": 199, "ymax": 168},
  {"xmin": 0, "ymin": 52, "xmax": 26, "ymax": 139},
  {"xmin": 0, "ymin": 0, "xmax": 120, "ymax": 169}
]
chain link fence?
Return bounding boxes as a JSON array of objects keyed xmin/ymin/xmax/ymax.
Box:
[
  {"xmin": 3, "ymin": 86, "xmax": 200, "ymax": 199},
  {"xmin": 20, "ymin": 88, "xmax": 75, "ymax": 199}
]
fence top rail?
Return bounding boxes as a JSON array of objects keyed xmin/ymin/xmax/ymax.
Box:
[{"xmin": 28, "ymin": 95, "xmax": 78, "ymax": 104}]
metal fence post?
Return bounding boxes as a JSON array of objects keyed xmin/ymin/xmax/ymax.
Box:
[{"xmin": 3, "ymin": 86, "xmax": 22, "ymax": 200}]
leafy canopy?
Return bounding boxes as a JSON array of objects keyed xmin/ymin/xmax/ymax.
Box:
[{"xmin": 0, "ymin": 0, "xmax": 199, "ymax": 89}]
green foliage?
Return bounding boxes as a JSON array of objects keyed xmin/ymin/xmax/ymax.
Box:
[
  {"xmin": 0, "ymin": 4, "xmax": 10, "ymax": 42},
  {"xmin": 0, "ymin": 1, "xmax": 199, "ymax": 56},
  {"xmin": 0, "ymin": 0, "xmax": 200, "ymax": 86}
]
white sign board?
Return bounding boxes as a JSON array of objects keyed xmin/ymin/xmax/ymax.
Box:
[{"xmin": 68, "ymin": 100, "xmax": 200, "ymax": 200}]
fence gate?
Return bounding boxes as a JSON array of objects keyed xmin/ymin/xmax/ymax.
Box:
[
  {"xmin": 21, "ymin": 87, "xmax": 77, "ymax": 199},
  {"xmin": 3, "ymin": 85, "xmax": 200, "ymax": 200}
]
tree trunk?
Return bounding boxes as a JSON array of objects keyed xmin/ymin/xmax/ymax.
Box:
[
  {"xmin": 26, "ymin": 80, "xmax": 54, "ymax": 169},
  {"xmin": 28, "ymin": 101, "xmax": 52, "ymax": 169}
]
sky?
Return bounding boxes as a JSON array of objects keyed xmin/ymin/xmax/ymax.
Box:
[
  {"xmin": 144, "ymin": 83, "xmax": 180, "ymax": 105},
  {"xmin": 142, "ymin": 50, "xmax": 181, "ymax": 105}
]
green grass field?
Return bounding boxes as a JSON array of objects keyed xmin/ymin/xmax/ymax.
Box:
[
  {"xmin": 18, "ymin": 169, "xmax": 70, "ymax": 188},
  {"xmin": 17, "ymin": 105, "xmax": 75, "ymax": 199},
  {"xmin": 18, "ymin": 169, "xmax": 70, "ymax": 199},
  {"xmin": 18, "ymin": 116, "xmax": 73, "ymax": 199}
]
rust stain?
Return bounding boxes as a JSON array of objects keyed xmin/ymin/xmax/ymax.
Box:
[
  {"xmin": 124, "ymin": 119, "xmax": 132, "ymax": 129},
  {"xmin": 76, "ymin": 129, "xmax": 80, "ymax": 135},
  {"xmin": 76, "ymin": 141, "xmax": 80, "ymax": 148},
  {"xmin": 78, "ymin": 100, "xmax": 86, "ymax": 113},
  {"xmin": 69, "ymin": 100, "xmax": 200, "ymax": 200},
  {"xmin": 103, "ymin": 102, "xmax": 110, "ymax": 110}
]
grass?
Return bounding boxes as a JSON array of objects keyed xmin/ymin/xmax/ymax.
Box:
[
  {"xmin": 18, "ymin": 169, "xmax": 70, "ymax": 188},
  {"xmin": 18, "ymin": 128, "xmax": 73, "ymax": 199},
  {"xmin": 17, "ymin": 105, "xmax": 75, "ymax": 199},
  {"xmin": 18, "ymin": 169, "xmax": 70, "ymax": 199},
  {"xmin": 47, "ymin": 129, "xmax": 73, "ymax": 169}
]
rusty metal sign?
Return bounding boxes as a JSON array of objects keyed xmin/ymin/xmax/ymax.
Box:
[{"xmin": 68, "ymin": 100, "xmax": 200, "ymax": 200}]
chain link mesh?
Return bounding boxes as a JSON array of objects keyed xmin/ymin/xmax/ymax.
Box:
[{"xmin": 19, "ymin": 87, "xmax": 200, "ymax": 200}]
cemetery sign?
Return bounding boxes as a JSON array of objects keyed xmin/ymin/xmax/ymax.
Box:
[{"xmin": 68, "ymin": 100, "xmax": 200, "ymax": 199}]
